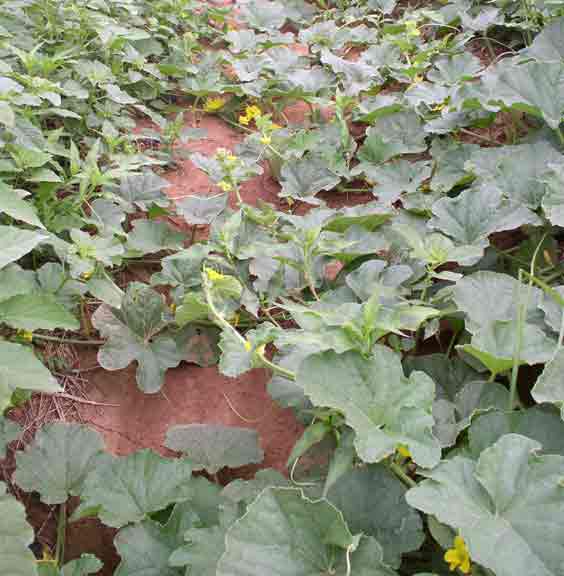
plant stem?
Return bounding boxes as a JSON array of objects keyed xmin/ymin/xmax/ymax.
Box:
[
  {"xmin": 31, "ymin": 333, "xmax": 105, "ymax": 346},
  {"xmin": 55, "ymin": 502, "xmax": 66, "ymax": 566},
  {"xmin": 259, "ymin": 355, "xmax": 296, "ymax": 381},
  {"xmin": 388, "ymin": 461, "xmax": 416, "ymax": 488}
]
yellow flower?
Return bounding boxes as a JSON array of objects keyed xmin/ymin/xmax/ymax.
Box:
[
  {"xmin": 271, "ymin": 123, "xmax": 282, "ymax": 130},
  {"xmin": 444, "ymin": 535, "xmax": 471, "ymax": 574},
  {"xmin": 18, "ymin": 330, "xmax": 33, "ymax": 342},
  {"xmin": 227, "ymin": 154, "xmax": 238, "ymax": 163},
  {"xmin": 396, "ymin": 445, "xmax": 411, "ymax": 459},
  {"xmin": 260, "ymin": 134, "xmax": 271, "ymax": 145},
  {"xmin": 170, "ymin": 303, "xmax": 177, "ymax": 313},
  {"xmin": 204, "ymin": 97, "xmax": 225, "ymax": 112},
  {"xmin": 239, "ymin": 104, "xmax": 262, "ymax": 125},
  {"xmin": 218, "ymin": 181, "xmax": 232, "ymax": 192},
  {"xmin": 206, "ymin": 268, "xmax": 225, "ymax": 282},
  {"xmin": 81, "ymin": 270, "xmax": 93, "ymax": 280},
  {"xmin": 244, "ymin": 340, "xmax": 252, "ymax": 351}
]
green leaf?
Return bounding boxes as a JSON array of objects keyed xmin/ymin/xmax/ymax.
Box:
[
  {"xmin": 542, "ymin": 162, "xmax": 564, "ymax": 227},
  {"xmin": 467, "ymin": 142, "xmax": 561, "ymax": 209},
  {"xmin": 526, "ymin": 17, "xmax": 564, "ymax": 62},
  {"xmin": 61, "ymin": 555, "xmax": 103, "ymax": 576},
  {"xmin": 0, "ymin": 293, "xmax": 79, "ymax": 331},
  {"xmin": 0, "ymin": 481, "xmax": 37, "ymax": 576},
  {"xmin": 468, "ymin": 406, "xmax": 564, "ymax": 457},
  {"xmin": 459, "ymin": 320, "xmax": 554, "ymax": 376},
  {"xmin": 367, "ymin": 160, "xmax": 431, "ymax": 205},
  {"xmin": 116, "ymin": 172, "xmax": 170, "ymax": 212},
  {"xmin": 113, "ymin": 501, "xmax": 194, "ymax": 576},
  {"xmin": 430, "ymin": 185, "xmax": 540, "ymax": 245},
  {"xmin": 217, "ymin": 487, "xmax": 352, "ymax": 576},
  {"xmin": 298, "ymin": 348, "xmax": 441, "ymax": 467},
  {"xmin": 93, "ymin": 283, "xmax": 182, "ymax": 393},
  {"xmin": 0, "ymin": 342, "xmax": 61, "ymax": 411},
  {"xmin": 404, "ymin": 354, "xmax": 508, "ymax": 447},
  {"xmin": 14, "ymin": 422, "xmax": 104, "ymax": 504},
  {"xmin": 74, "ymin": 449, "xmax": 193, "ymax": 528},
  {"xmin": 326, "ymin": 464, "xmax": 424, "ymax": 567},
  {"xmin": 126, "ymin": 220, "xmax": 184, "ymax": 254},
  {"xmin": 238, "ymin": 0, "xmax": 287, "ymax": 30},
  {"xmin": 532, "ymin": 348, "xmax": 564, "ymax": 418},
  {"xmin": 175, "ymin": 193, "xmax": 228, "ymax": 225},
  {"xmin": 0, "ymin": 416, "xmax": 21, "ymax": 459},
  {"xmin": 0, "ymin": 181, "xmax": 44, "ymax": 228},
  {"xmin": 175, "ymin": 292, "xmax": 209, "ymax": 326},
  {"xmin": 481, "ymin": 60, "xmax": 564, "ymax": 129},
  {"xmin": 164, "ymin": 423, "xmax": 264, "ymax": 473},
  {"xmin": 452, "ymin": 271, "xmax": 541, "ymax": 334},
  {"xmin": 0, "ymin": 226, "xmax": 47, "ymax": 270},
  {"xmin": 280, "ymin": 157, "xmax": 340, "ymax": 204},
  {"xmin": 222, "ymin": 469, "xmax": 290, "ymax": 506},
  {"xmin": 169, "ymin": 525, "xmax": 227, "ymax": 576},
  {"xmin": 407, "ymin": 434, "xmax": 564, "ymax": 576}
]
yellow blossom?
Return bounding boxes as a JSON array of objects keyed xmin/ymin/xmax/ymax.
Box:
[
  {"xmin": 170, "ymin": 303, "xmax": 177, "ymax": 313},
  {"xmin": 204, "ymin": 97, "xmax": 225, "ymax": 112},
  {"xmin": 218, "ymin": 180, "xmax": 232, "ymax": 192},
  {"xmin": 206, "ymin": 268, "xmax": 225, "ymax": 282},
  {"xmin": 444, "ymin": 535, "xmax": 471, "ymax": 574},
  {"xmin": 18, "ymin": 330, "xmax": 33, "ymax": 342},
  {"xmin": 244, "ymin": 340, "xmax": 252, "ymax": 351},
  {"xmin": 239, "ymin": 104, "xmax": 262, "ymax": 125},
  {"xmin": 260, "ymin": 134, "xmax": 271, "ymax": 145},
  {"xmin": 81, "ymin": 270, "xmax": 93, "ymax": 280},
  {"xmin": 227, "ymin": 154, "xmax": 238, "ymax": 162},
  {"xmin": 271, "ymin": 123, "xmax": 282, "ymax": 130},
  {"xmin": 396, "ymin": 445, "xmax": 411, "ymax": 459}
]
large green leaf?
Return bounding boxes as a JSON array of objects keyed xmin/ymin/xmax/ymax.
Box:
[
  {"xmin": 532, "ymin": 348, "xmax": 564, "ymax": 418},
  {"xmin": 164, "ymin": 424, "xmax": 264, "ymax": 473},
  {"xmin": 0, "ymin": 293, "xmax": 79, "ymax": 331},
  {"xmin": 526, "ymin": 17, "xmax": 564, "ymax": 62},
  {"xmin": 0, "ymin": 226, "xmax": 47, "ymax": 270},
  {"xmin": 217, "ymin": 487, "xmax": 397, "ymax": 576},
  {"xmin": 298, "ymin": 348, "xmax": 441, "ymax": 467},
  {"xmin": 468, "ymin": 406, "xmax": 564, "ymax": 457},
  {"xmin": 0, "ymin": 416, "xmax": 21, "ymax": 459},
  {"xmin": 452, "ymin": 271, "xmax": 541, "ymax": 334},
  {"xmin": 175, "ymin": 193, "xmax": 228, "ymax": 225},
  {"xmin": 279, "ymin": 157, "xmax": 341, "ymax": 204},
  {"xmin": 326, "ymin": 464, "xmax": 424, "ymax": 567},
  {"xmin": 429, "ymin": 185, "xmax": 540, "ymax": 245},
  {"xmin": 74, "ymin": 449, "xmax": 193, "ymax": 528},
  {"xmin": 0, "ymin": 181, "xmax": 44, "ymax": 228},
  {"xmin": 115, "ymin": 172, "xmax": 170, "ymax": 212},
  {"xmin": 407, "ymin": 434, "xmax": 564, "ymax": 576},
  {"xmin": 125, "ymin": 220, "xmax": 184, "ymax": 255},
  {"xmin": 366, "ymin": 160, "xmax": 432, "ymax": 204},
  {"xmin": 170, "ymin": 525, "xmax": 227, "ymax": 576},
  {"xmin": 14, "ymin": 422, "xmax": 105, "ymax": 504},
  {"xmin": 0, "ymin": 481, "xmax": 37, "ymax": 576},
  {"xmin": 481, "ymin": 60, "xmax": 564, "ymax": 129},
  {"xmin": 404, "ymin": 354, "xmax": 508, "ymax": 447},
  {"xmin": 93, "ymin": 283, "xmax": 182, "ymax": 393},
  {"xmin": 114, "ymin": 501, "xmax": 194, "ymax": 576},
  {"xmin": 0, "ymin": 342, "xmax": 61, "ymax": 411},
  {"xmin": 459, "ymin": 320, "xmax": 555, "ymax": 376}
]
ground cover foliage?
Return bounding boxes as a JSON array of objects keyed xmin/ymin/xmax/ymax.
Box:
[{"xmin": 1, "ymin": 0, "xmax": 564, "ymax": 574}]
